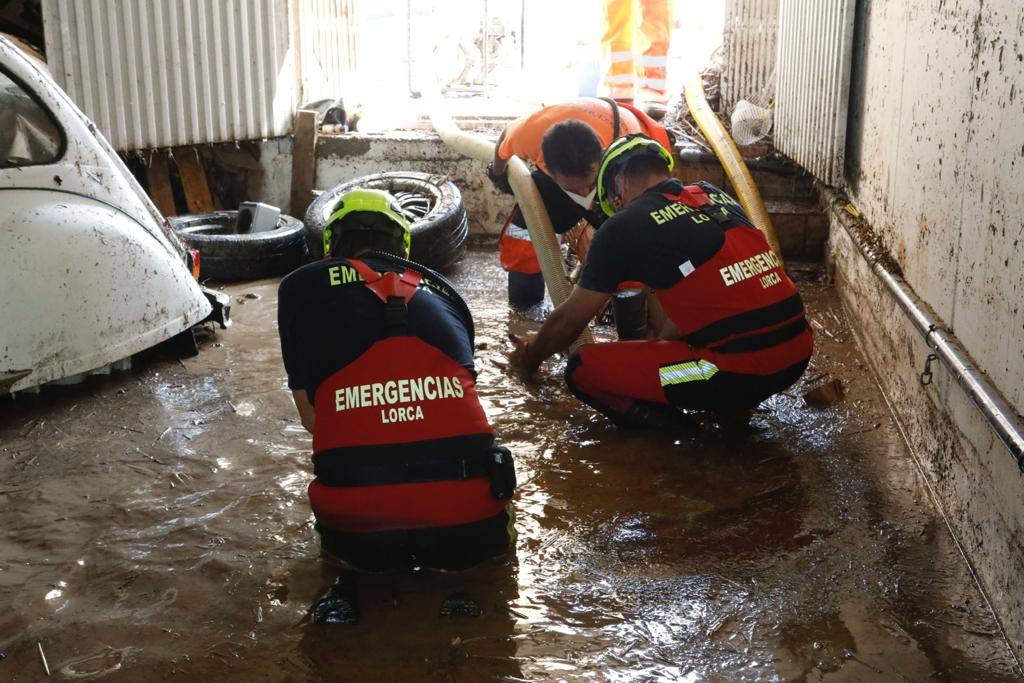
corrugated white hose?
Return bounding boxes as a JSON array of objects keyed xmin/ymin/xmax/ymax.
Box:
[{"xmin": 427, "ymin": 98, "xmax": 593, "ymax": 349}]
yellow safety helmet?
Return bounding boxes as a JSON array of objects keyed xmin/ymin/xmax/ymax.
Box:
[
  {"xmin": 596, "ymin": 133, "xmax": 675, "ymax": 217},
  {"xmin": 323, "ymin": 188, "xmax": 412, "ymax": 257}
]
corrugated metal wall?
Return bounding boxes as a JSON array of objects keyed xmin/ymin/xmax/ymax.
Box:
[
  {"xmin": 42, "ymin": 0, "xmax": 296, "ymax": 150},
  {"xmin": 774, "ymin": 0, "xmax": 856, "ymax": 186},
  {"xmin": 297, "ymin": 0, "xmax": 357, "ymax": 103},
  {"xmin": 721, "ymin": 0, "xmax": 779, "ymax": 115}
]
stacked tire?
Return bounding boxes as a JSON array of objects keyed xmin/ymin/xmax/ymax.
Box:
[
  {"xmin": 169, "ymin": 211, "xmax": 306, "ymax": 281},
  {"xmin": 304, "ymin": 172, "xmax": 468, "ymax": 272}
]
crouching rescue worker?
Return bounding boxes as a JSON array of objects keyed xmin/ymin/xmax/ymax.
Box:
[
  {"xmin": 486, "ymin": 97, "xmax": 672, "ymax": 307},
  {"xmin": 510, "ymin": 134, "xmax": 813, "ymax": 428},
  {"xmin": 277, "ymin": 189, "xmax": 516, "ymax": 620}
]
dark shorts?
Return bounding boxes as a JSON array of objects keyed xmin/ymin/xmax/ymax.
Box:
[{"xmin": 317, "ymin": 508, "xmax": 514, "ymax": 573}]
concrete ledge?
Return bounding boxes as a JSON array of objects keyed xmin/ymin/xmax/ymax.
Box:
[{"xmin": 826, "ymin": 204, "xmax": 1024, "ymax": 664}]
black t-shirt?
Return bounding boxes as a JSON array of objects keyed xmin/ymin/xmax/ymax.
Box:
[
  {"xmin": 579, "ymin": 179, "xmax": 753, "ymax": 293},
  {"xmin": 278, "ymin": 253, "xmax": 475, "ymax": 403}
]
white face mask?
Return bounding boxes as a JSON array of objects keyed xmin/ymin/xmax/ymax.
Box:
[{"xmin": 565, "ymin": 188, "xmax": 596, "ymax": 208}]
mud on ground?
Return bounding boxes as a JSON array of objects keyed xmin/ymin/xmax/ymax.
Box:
[{"xmin": 0, "ymin": 246, "xmax": 1020, "ymax": 681}]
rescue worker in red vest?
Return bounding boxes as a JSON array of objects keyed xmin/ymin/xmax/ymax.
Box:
[
  {"xmin": 509, "ymin": 134, "xmax": 813, "ymax": 428},
  {"xmin": 486, "ymin": 97, "xmax": 672, "ymax": 308},
  {"xmin": 277, "ymin": 189, "xmax": 516, "ymax": 621}
]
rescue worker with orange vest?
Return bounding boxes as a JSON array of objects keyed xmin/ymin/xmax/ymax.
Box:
[
  {"xmin": 486, "ymin": 97, "xmax": 672, "ymax": 307},
  {"xmin": 278, "ymin": 189, "xmax": 516, "ymax": 621},
  {"xmin": 510, "ymin": 135, "xmax": 813, "ymax": 428},
  {"xmin": 602, "ymin": 0, "xmax": 674, "ymax": 103}
]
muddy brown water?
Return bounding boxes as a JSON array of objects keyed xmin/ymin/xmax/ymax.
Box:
[{"xmin": 1, "ymin": 245, "xmax": 1020, "ymax": 681}]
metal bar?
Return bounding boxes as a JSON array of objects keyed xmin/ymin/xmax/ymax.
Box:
[
  {"xmin": 520, "ymin": 0, "xmax": 526, "ymax": 70},
  {"xmin": 823, "ymin": 187, "xmax": 1024, "ymax": 468},
  {"xmin": 482, "ymin": 0, "xmax": 489, "ymax": 93}
]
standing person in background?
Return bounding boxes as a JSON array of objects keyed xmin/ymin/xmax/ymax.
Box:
[
  {"xmin": 602, "ymin": 0, "xmax": 674, "ymax": 104},
  {"xmin": 487, "ymin": 97, "xmax": 672, "ymax": 308}
]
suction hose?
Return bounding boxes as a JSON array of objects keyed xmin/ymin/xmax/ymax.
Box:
[
  {"xmin": 684, "ymin": 73, "xmax": 785, "ymax": 266},
  {"xmin": 427, "ymin": 96, "xmax": 593, "ymax": 348}
]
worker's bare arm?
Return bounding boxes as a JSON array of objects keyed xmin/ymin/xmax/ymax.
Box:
[
  {"xmin": 645, "ymin": 292, "xmax": 679, "ymax": 339},
  {"xmin": 492, "ymin": 128, "xmax": 509, "ymax": 175},
  {"xmin": 513, "ymin": 286, "xmax": 609, "ymax": 373},
  {"xmin": 292, "ymin": 390, "xmax": 315, "ymax": 433}
]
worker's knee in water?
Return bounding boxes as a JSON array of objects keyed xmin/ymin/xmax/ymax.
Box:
[
  {"xmin": 563, "ymin": 350, "xmax": 585, "ymax": 395},
  {"xmin": 508, "ymin": 271, "xmax": 545, "ymax": 308}
]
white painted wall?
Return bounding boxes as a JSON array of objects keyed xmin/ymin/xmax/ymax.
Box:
[
  {"xmin": 253, "ymin": 132, "xmax": 514, "ymax": 235},
  {"xmin": 845, "ymin": 0, "xmax": 1024, "ymax": 410},
  {"xmin": 833, "ymin": 0, "xmax": 1024, "ymax": 661}
]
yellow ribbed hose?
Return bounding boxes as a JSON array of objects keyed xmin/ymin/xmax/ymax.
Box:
[
  {"xmin": 684, "ymin": 73, "xmax": 784, "ymax": 266},
  {"xmin": 426, "ymin": 95, "xmax": 594, "ymax": 348}
]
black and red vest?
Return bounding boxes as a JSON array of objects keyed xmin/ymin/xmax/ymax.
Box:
[
  {"xmin": 653, "ymin": 185, "xmax": 813, "ymax": 374},
  {"xmin": 308, "ymin": 259, "xmax": 511, "ymax": 534}
]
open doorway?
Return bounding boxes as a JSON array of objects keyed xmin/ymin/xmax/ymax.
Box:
[{"xmin": 344, "ymin": 0, "xmax": 725, "ymax": 131}]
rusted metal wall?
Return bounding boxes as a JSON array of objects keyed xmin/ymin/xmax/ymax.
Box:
[
  {"xmin": 835, "ymin": 0, "xmax": 1024, "ymax": 661},
  {"xmin": 774, "ymin": 0, "xmax": 855, "ymax": 186},
  {"xmin": 296, "ymin": 0, "xmax": 357, "ymax": 103},
  {"xmin": 41, "ymin": 0, "xmax": 296, "ymax": 150},
  {"xmin": 721, "ymin": 0, "xmax": 778, "ymax": 115}
]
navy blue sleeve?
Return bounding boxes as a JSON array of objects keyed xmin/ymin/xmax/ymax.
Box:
[
  {"xmin": 276, "ymin": 274, "xmax": 307, "ymax": 391},
  {"xmin": 407, "ymin": 289, "xmax": 477, "ymax": 377},
  {"xmin": 578, "ymin": 219, "xmax": 627, "ymax": 293},
  {"xmin": 697, "ymin": 181, "xmax": 753, "ymax": 226}
]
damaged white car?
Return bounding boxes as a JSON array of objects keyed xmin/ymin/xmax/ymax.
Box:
[{"xmin": 0, "ymin": 35, "xmax": 228, "ymax": 395}]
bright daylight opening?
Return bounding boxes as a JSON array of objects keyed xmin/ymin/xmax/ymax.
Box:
[{"xmin": 343, "ymin": 0, "xmax": 726, "ymax": 131}]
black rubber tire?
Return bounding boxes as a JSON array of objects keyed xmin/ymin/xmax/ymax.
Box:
[
  {"xmin": 304, "ymin": 172, "xmax": 468, "ymax": 272},
  {"xmin": 170, "ymin": 211, "xmax": 306, "ymax": 281}
]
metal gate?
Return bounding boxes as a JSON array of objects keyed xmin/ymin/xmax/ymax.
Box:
[
  {"xmin": 774, "ymin": 0, "xmax": 856, "ymax": 186},
  {"xmin": 721, "ymin": 0, "xmax": 779, "ymax": 115}
]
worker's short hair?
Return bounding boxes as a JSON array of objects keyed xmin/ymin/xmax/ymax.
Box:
[
  {"xmin": 618, "ymin": 153, "xmax": 673, "ymax": 184},
  {"xmin": 328, "ymin": 211, "xmax": 407, "ymax": 258},
  {"xmin": 541, "ymin": 121, "xmax": 603, "ymax": 176}
]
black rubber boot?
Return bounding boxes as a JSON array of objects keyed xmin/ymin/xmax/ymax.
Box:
[
  {"xmin": 311, "ymin": 579, "xmax": 358, "ymax": 624},
  {"xmin": 617, "ymin": 402, "xmax": 696, "ymax": 430},
  {"xmin": 508, "ymin": 272, "xmax": 545, "ymax": 309}
]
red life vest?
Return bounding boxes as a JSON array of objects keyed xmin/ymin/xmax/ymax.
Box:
[
  {"xmin": 308, "ymin": 259, "xmax": 508, "ymax": 534},
  {"xmin": 498, "ymin": 213, "xmax": 542, "ymax": 275},
  {"xmin": 653, "ymin": 185, "xmax": 812, "ymax": 372}
]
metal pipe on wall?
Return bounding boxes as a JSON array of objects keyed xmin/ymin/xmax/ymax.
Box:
[{"xmin": 823, "ymin": 187, "xmax": 1024, "ymax": 469}]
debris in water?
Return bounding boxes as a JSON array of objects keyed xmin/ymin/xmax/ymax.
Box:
[
  {"xmin": 439, "ymin": 592, "xmax": 482, "ymax": 618},
  {"xmin": 38, "ymin": 642, "xmax": 50, "ymax": 677},
  {"xmin": 803, "ymin": 376, "xmax": 845, "ymax": 407}
]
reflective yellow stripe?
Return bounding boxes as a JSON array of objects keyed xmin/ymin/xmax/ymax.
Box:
[
  {"xmin": 659, "ymin": 359, "xmax": 719, "ymax": 386},
  {"xmin": 505, "ymin": 225, "xmax": 532, "ymax": 241}
]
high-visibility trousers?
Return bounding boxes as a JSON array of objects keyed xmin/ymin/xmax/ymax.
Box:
[
  {"xmin": 564, "ymin": 332, "xmax": 812, "ymax": 424},
  {"xmin": 601, "ymin": 0, "xmax": 673, "ymax": 102}
]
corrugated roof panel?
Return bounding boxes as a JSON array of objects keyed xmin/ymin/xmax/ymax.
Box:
[{"xmin": 42, "ymin": 0, "xmax": 296, "ymax": 150}]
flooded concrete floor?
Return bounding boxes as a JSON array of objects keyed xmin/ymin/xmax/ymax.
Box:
[{"xmin": 0, "ymin": 245, "xmax": 1020, "ymax": 681}]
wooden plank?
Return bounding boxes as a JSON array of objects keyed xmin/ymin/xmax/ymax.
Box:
[
  {"xmin": 173, "ymin": 146, "xmax": 215, "ymax": 214},
  {"xmin": 290, "ymin": 110, "xmax": 319, "ymax": 217},
  {"xmin": 145, "ymin": 149, "xmax": 177, "ymax": 217}
]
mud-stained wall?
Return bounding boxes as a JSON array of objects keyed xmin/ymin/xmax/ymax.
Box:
[
  {"xmin": 834, "ymin": 0, "xmax": 1024, "ymax": 661},
  {"xmin": 252, "ymin": 133, "xmax": 514, "ymax": 235}
]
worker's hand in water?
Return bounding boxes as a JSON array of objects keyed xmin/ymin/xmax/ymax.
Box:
[
  {"xmin": 486, "ymin": 162, "xmax": 514, "ymax": 195},
  {"xmin": 508, "ymin": 333, "xmax": 540, "ymax": 376}
]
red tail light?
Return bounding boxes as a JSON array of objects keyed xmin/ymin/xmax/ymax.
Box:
[{"xmin": 187, "ymin": 248, "xmax": 201, "ymax": 279}]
